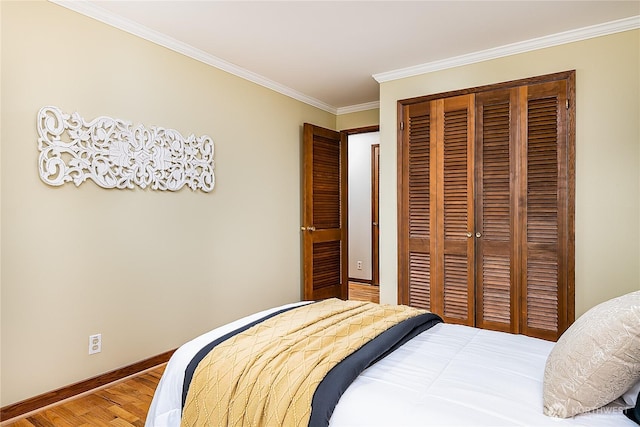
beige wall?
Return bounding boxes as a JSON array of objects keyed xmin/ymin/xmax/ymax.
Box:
[
  {"xmin": 336, "ymin": 108, "xmax": 379, "ymax": 130},
  {"xmin": 378, "ymin": 30, "xmax": 640, "ymax": 317},
  {"xmin": 0, "ymin": 1, "xmax": 335, "ymax": 405}
]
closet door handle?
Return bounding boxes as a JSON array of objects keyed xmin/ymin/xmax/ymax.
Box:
[
  {"xmin": 300, "ymin": 226, "xmax": 316, "ymax": 232},
  {"xmin": 466, "ymin": 232, "xmax": 473, "ymax": 238},
  {"xmin": 476, "ymin": 232, "xmax": 482, "ymax": 238}
]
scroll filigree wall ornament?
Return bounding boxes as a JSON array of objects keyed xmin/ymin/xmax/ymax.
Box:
[{"xmin": 37, "ymin": 106, "xmax": 215, "ymax": 192}]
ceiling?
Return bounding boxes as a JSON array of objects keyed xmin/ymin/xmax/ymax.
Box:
[{"xmin": 54, "ymin": 1, "xmax": 639, "ymax": 113}]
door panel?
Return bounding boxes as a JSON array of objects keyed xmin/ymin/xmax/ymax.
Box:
[
  {"xmin": 474, "ymin": 89, "xmax": 518, "ymax": 333},
  {"xmin": 399, "ymin": 102, "xmax": 432, "ymax": 308},
  {"xmin": 520, "ymin": 80, "xmax": 569, "ymax": 340},
  {"xmin": 437, "ymin": 95, "xmax": 475, "ymax": 325},
  {"xmin": 302, "ymin": 123, "xmax": 347, "ymax": 301}
]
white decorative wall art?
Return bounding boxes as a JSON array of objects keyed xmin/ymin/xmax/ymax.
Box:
[{"xmin": 37, "ymin": 106, "xmax": 215, "ymax": 192}]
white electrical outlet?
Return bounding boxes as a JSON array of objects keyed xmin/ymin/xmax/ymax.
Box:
[
  {"xmin": 89, "ymin": 334, "xmax": 102, "ymax": 355},
  {"xmin": 357, "ymin": 261, "xmax": 363, "ymax": 270}
]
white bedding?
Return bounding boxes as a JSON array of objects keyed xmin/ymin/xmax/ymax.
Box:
[{"xmin": 145, "ymin": 302, "xmax": 635, "ymax": 427}]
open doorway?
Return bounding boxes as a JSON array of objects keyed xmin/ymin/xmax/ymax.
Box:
[{"xmin": 347, "ymin": 130, "xmax": 380, "ymax": 303}]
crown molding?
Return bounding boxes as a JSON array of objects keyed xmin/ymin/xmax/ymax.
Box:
[
  {"xmin": 336, "ymin": 101, "xmax": 380, "ymax": 115},
  {"xmin": 49, "ymin": 0, "xmax": 338, "ymax": 115},
  {"xmin": 373, "ymin": 15, "xmax": 640, "ymax": 83}
]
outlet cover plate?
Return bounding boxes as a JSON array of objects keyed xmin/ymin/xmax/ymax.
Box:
[{"xmin": 89, "ymin": 334, "xmax": 102, "ymax": 355}]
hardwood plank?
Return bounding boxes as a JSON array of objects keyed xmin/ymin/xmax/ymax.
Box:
[
  {"xmin": 5, "ymin": 420, "xmax": 35, "ymax": 427},
  {"xmin": 35, "ymin": 408, "xmax": 75, "ymax": 427},
  {"xmin": 7, "ymin": 420, "xmax": 35, "ymax": 427},
  {"xmin": 106, "ymin": 405, "xmax": 139, "ymax": 424},
  {"xmin": 348, "ymin": 282, "xmax": 380, "ymax": 303},
  {"xmin": 109, "ymin": 419, "xmax": 137, "ymax": 427}
]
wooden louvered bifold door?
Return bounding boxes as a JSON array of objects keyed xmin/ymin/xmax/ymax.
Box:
[
  {"xmin": 399, "ymin": 102, "xmax": 433, "ymax": 309},
  {"xmin": 474, "ymin": 89, "xmax": 518, "ymax": 333},
  {"xmin": 520, "ymin": 81, "xmax": 570, "ymax": 341},
  {"xmin": 398, "ymin": 71, "xmax": 575, "ymax": 341},
  {"xmin": 433, "ymin": 95, "xmax": 475, "ymax": 325}
]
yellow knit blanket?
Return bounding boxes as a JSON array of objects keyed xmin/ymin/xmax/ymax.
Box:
[{"xmin": 181, "ymin": 298, "xmax": 426, "ymax": 427}]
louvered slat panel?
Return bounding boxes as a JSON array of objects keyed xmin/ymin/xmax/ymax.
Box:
[
  {"xmin": 482, "ymin": 102, "xmax": 511, "ymax": 241},
  {"xmin": 526, "ymin": 96, "xmax": 559, "ymax": 332},
  {"xmin": 478, "ymin": 99, "xmax": 512, "ymax": 328},
  {"xmin": 527, "ymin": 258, "xmax": 558, "ymax": 330},
  {"xmin": 443, "ymin": 254, "xmax": 468, "ymax": 319},
  {"xmin": 444, "ymin": 109, "xmax": 468, "ymax": 240},
  {"xmin": 482, "ymin": 254, "xmax": 511, "ymax": 323},
  {"xmin": 313, "ymin": 136, "xmax": 341, "ymax": 230},
  {"xmin": 409, "ymin": 252, "xmax": 430, "ymax": 308},
  {"xmin": 408, "ymin": 113, "xmax": 430, "ymax": 239},
  {"xmin": 312, "ymin": 241, "xmax": 341, "ymax": 291}
]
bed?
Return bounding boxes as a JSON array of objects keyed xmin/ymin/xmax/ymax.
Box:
[{"xmin": 146, "ymin": 292, "xmax": 640, "ymax": 427}]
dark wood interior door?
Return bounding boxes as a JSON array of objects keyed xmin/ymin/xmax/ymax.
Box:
[{"xmin": 302, "ymin": 123, "xmax": 348, "ymax": 301}]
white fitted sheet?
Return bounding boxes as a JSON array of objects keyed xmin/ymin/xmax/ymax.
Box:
[{"xmin": 145, "ymin": 303, "xmax": 635, "ymax": 427}]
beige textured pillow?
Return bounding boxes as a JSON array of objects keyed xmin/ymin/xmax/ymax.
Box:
[{"xmin": 543, "ymin": 290, "xmax": 640, "ymax": 418}]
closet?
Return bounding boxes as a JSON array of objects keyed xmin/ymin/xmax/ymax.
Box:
[{"xmin": 397, "ymin": 71, "xmax": 575, "ymax": 341}]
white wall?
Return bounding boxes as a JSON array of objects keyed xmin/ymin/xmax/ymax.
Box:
[
  {"xmin": 377, "ymin": 30, "xmax": 640, "ymax": 317},
  {"xmin": 348, "ymin": 132, "xmax": 380, "ymax": 280}
]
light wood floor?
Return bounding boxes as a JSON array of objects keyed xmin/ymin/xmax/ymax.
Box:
[
  {"xmin": 3, "ymin": 365, "xmax": 165, "ymax": 427},
  {"xmin": 348, "ymin": 282, "xmax": 380, "ymax": 303}
]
